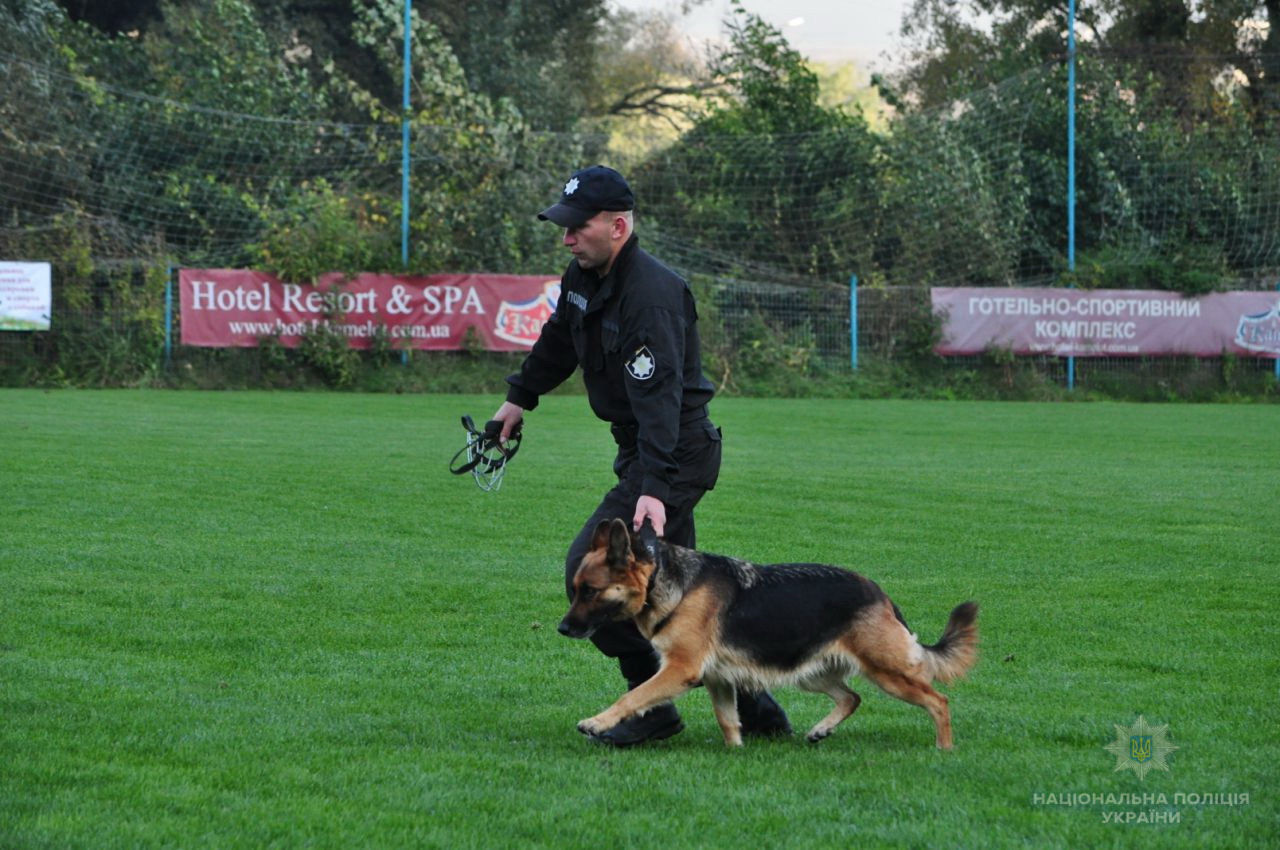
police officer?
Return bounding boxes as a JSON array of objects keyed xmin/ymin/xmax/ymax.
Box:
[{"xmin": 492, "ymin": 165, "xmax": 790, "ymax": 746}]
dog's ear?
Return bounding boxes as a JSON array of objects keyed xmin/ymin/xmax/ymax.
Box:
[
  {"xmin": 606, "ymin": 517, "xmax": 633, "ymax": 568},
  {"xmin": 590, "ymin": 519, "xmax": 614, "ymax": 553},
  {"xmin": 635, "ymin": 521, "xmax": 659, "ymax": 564}
]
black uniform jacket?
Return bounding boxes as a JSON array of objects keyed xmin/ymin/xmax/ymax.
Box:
[{"xmin": 505, "ymin": 234, "xmax": 715, "ymax": 503}]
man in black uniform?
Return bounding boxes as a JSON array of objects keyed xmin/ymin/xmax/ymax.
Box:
[{"xmin": 492, "ymin": 165, "xmax": 790, "ymax": 746}]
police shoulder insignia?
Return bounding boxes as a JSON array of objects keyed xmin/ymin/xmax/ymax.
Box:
[{"xmin": 626, "ymin": 346, "xmax": 656, "ymax": 380}]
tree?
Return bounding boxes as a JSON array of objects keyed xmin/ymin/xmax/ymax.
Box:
[
  {"xmin": 632, "ymin": 4, "xmax": 882, "ymax": 283},
  {"xmin": 589, "ymin": 3, "xmax": 717, "ymax": 134},
  {"xmin": 421, "ymin": 0, "xmax": 608, "ymax": 130},
  {"xmin": 51, "ymin": 0, "xmax": 625, "ymax": 130},
  {"xmin": 883, "ymin": 0, "xmax": 1280, "ymax": 292},
  {"xmin": 891, "ymin": 0, "xmax": 1279, "ymax": 125}
]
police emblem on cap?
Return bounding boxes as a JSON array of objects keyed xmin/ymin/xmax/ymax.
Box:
[
  {"xmin": 538, "ymin": 165, "xmax": 635, "ymax": 227},
  {"xmin": 626, "ymin": 346, "xmax": 656, "ymax": 380}
]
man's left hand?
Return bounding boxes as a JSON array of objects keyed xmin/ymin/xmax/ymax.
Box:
[{"xmin": 633, "ymin": 495, "xmax": 666, "ymax": 537}]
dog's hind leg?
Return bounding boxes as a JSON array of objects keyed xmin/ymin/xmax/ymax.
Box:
[
  {"xmin": 861, "ymin": 666, "xmax": 953, "ymax": 749},
  {"xmin": 799, "ymin": 673, "xmax": 862, "ymax": 744},
  {"xmin": 704, "ymin": 677, "xmax": 743, "ymax": 747}
]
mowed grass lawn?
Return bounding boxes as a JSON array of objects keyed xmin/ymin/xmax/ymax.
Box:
[{"xmin": 1, "ymin": 389, "xmax": 1276, "ymax": 849}]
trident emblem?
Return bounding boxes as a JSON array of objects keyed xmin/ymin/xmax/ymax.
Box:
[{"xmin": 1130, "ymin": 735, "xmax": 1153, "ymax": 763}]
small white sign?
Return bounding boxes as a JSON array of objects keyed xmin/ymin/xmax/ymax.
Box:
[{"xmin": 0, "ymin": 261, "xmax": 52, "ymax": 331}]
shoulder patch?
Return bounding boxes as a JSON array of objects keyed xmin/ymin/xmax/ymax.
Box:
[{"xmin": 625, "ymin": 346, "xmax": 656, "ymax": 380}]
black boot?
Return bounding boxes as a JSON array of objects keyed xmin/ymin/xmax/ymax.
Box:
[
  {"xmin": 737, "ymin": 690, "xmax": 792, "ymax": 738},
  {"xmin": 590, "ymin": 703, "xmax": 685, "ymax": 748}
]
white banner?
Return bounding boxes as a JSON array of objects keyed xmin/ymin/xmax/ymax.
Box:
[
  {"xmin": 0, "ymin": 261, "xmax": 52, "ymax": 331},
  {"xmin": 932, "ymin": 287, "xmax": 1280, "ymax": 358}
]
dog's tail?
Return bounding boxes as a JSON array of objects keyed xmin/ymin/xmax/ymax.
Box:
[{"xmin": 921, "ymin": 601, "xmax": 979, "ymax": 683}]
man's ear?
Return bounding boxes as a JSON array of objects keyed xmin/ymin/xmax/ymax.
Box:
[{"xmin": 610, "ymin": 213, "xmax": 629, "ymax": 241}]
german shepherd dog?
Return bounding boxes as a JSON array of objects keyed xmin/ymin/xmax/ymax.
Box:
[{"xmin": 559, "ymin": 519, "xmax": 979, "ymax": 749}]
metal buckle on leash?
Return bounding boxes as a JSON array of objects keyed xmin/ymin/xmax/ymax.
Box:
[{"xmin": 449, "ymin": 415, "xmax": 521, "ymax": 492}]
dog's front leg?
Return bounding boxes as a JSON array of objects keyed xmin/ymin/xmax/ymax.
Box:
[{"xmin": 578, "ymin": 661, "xmax": 701, "ymax": 737}]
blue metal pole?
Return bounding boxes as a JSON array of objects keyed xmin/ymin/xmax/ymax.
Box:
[
  {"xmin": 401, "ymin": 0, "xmax": 412, "ymax": 269},
  {"xmin": 164, "ymin": 266, "xmax": 173, "ymax": 370},
  {"xmin": 400, "ymin": 1, "xmax": 413, "ymax": 365},
  {"xmin": 849, "ymin": 274, "xmax": 858, "ymax": 370},
  {"xmin": 1066, "ymin": 0, "xmax": 1077, "ymax": 391}
]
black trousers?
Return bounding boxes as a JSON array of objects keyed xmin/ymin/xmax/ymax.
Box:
[{"xmin": 563, "ymin": 419, "xmax": 721, "ymax": 688}]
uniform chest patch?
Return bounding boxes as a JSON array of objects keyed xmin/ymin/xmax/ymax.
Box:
[{"xmin": 626, "ymin": 346, "xmax": 656, "ymax": 380}]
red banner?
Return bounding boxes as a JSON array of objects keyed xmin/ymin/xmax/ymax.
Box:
[
  {"xmin": 179, "ymin": 269, "xmax": 560, "ymax": 351},
  {"xmin": 933, "ymin": 288, "xmax": 1280, "ymax": 358}
]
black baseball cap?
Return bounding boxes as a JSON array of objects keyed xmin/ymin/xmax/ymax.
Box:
[{"xmin": 537, "ymin": 165, "xmax": 635, "ymax": 228}]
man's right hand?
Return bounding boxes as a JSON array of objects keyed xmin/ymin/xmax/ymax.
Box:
[{"xmin": 492, "ymin": 401, "xmax": 525, "ymax": 445}]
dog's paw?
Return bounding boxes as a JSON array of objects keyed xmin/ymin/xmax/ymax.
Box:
[
  {"xmin": 577, "ymin": 716, "xmax": 610, "ymax": 737},
  {"xmin": 805, "ymin": 727, "xmax": 832, "ymax": 744}
]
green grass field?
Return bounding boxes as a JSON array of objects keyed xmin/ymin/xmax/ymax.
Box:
[{"xmin": 2, "ymin": 389, "xmax": 1277, "ymax": 848}]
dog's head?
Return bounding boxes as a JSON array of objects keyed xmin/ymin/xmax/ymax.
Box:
[{"xmin": 558, "ymin": 518, "xmax": 653, "ymax": 639}]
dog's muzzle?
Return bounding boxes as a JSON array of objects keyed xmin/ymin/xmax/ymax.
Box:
[{"xmin": 557, "ymin": 616, "xmax": 594, "ymax": 639}]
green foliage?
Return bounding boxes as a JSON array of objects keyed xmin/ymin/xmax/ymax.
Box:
[
  {"xmin": 424, "ymin": 0, "xmax": 610, "ymax": 131},
  {"xmin": 141, "ymin": 0, "xmax": 326, "ymax": 116},
  {"xmin": 252, "ymin": 181, "xmax": 400, "ymax": 280},
  {"xmin": 727, "ymin": 312, "xmax": 819, "ymax": 391},
  {"xmin": 405, "ymin": 128, "xmax": 586, "ymax": 274},
  {"xmin": 320, "ymin": 0, "xmax": 596, "ymax": 275},
  {"xmin": 294, "ymin": 322, "xmax": 359, "ymax": 388},
  {"xmin": 877, "ymin": 114, "xmax": 1031, "ymax": 286},
  {"xmin": 1066, "ymin": 56, "xmax": 1280, "ymax": 292},
  {"xmin": 704, "ymin": 2, "xmax": 836, "ymax": 134},
  {"xmin": 1069, "ymin": 244, "xmax": 1229, "ymax": 294},
  {"xmin": 886, "ymin": 0, "xmax": 1280, "ymax": 293},
  {"xmin": 2, "ymin": 0, "xmax": 351, "ymax": 265},
  {"xmin": 634, "ymin": 6, "xmax": 882, "ymax": 283},
  {"xmin": 0, "ymin": 213, "xmax": 164, "ymax": 387},
  {"xmin": 896, "ymin": 0, "xmax": 1279, "ymax": 124}
]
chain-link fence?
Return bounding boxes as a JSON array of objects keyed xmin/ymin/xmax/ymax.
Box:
[{"xmin": 2, "ymin": 16, "xmax": 1278, "ymax": 394}]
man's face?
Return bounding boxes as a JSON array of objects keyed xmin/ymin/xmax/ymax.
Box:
[{"xmin": 563, "ymin": 211, "xmax": 622, "ymax": 275}]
